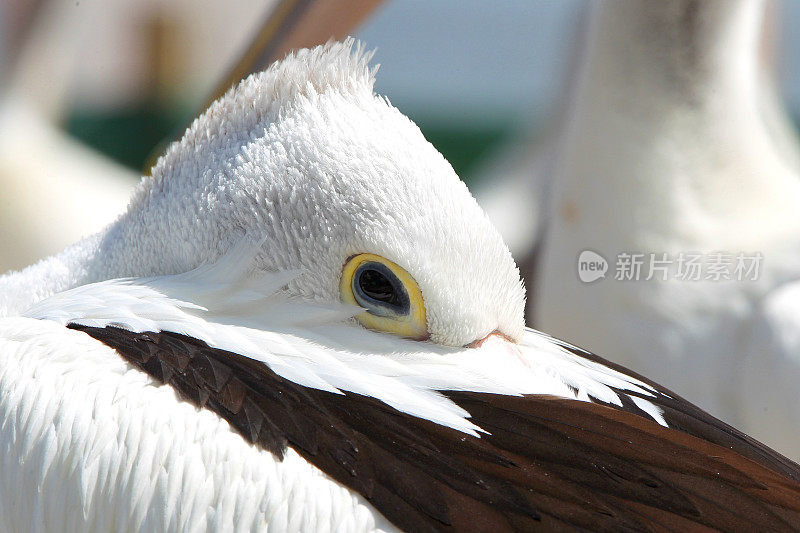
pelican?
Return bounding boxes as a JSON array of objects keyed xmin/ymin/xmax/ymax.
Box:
[
  {"xmin": 1, "ymin": 40, "xmax": 799, "ymax": 531},
  {"xmin": 534, "ymin": 0, "xmax": 800, "ymax": 459},
  {"xmin": 0, "ymin": 0, "xmax": 137, "ymax": 272}
]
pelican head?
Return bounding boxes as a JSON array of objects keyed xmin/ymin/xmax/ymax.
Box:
[{"xmin": 105, "ymin": 40, "xmax": 525, "ymax": 348}]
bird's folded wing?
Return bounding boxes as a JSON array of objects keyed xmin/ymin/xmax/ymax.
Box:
[
  {"xmin": 67, "ymin": 324, "xmax": 800, "ymax": 532},
  {"xmin": 535, "ymin": 331, "xmax": 800, "ymax": 482}
]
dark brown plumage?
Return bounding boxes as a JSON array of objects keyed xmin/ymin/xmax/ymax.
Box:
[{"xmin": 69, "ymin": 324, "xmax": 800, "ymax": 532}]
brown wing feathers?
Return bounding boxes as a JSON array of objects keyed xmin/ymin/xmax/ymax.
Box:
[
  {"xmin": 69, "ymin": 325, "xmax": 800, "ymax": 532},
  {"xmin": 561, "ymin": 343, "xmax": 800, "ymax": 481}
]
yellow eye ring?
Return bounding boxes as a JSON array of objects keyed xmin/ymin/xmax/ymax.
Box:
[{"xmin": 340, "ymin": 253, "xmax": 428, "ymax": 340}]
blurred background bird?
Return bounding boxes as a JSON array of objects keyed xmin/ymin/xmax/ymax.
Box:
[
  {"xmin": 3, "ymin": 0, "xmax": 800, "ymax": 458},
  {"xmin": 533, "ymin": 0, "xmax": 800, "ymax": 461}
]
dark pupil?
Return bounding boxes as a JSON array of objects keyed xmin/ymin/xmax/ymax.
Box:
[{"xmin": 358, "ymin": 269, "xmax": 399, "ymax": 305}]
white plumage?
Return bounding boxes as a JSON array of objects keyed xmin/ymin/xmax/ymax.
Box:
[
  {"xmin": 1, "ymin": 248, "xmax": 669, "ymax": 531},
  {"xmin": 0, "ymin": 39, "xmax": 530, "ymax": 530},
  {"xmin": 0, "ymin": 317, "xmax": 392, "ymax": 533},
  {"xmin": 0, "ymin": 41, "xmax": 524, "ymax": 347},
  {"xmin": 2, "ymin": 38, "xmax": 799, "ymax": 532},
  {"xmin": 22, "ymin": 240, "xmax": 668, "ymax": 434}
]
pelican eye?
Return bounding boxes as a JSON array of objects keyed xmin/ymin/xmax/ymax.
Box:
[
  {"xmin": 353, "ymin": 262, "xmax": 409, "ymax": 317},
  {"xmin": 341, "ymin": 253, "xmax": 428, "ymax": 339}
]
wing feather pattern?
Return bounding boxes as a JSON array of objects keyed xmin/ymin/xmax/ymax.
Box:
[
  {"xmin": 70, "ymin": 325, "xmax": 800, "ymax": 532},
  {"xmin": 558, "ymin": 341, "xmax": 800, "ymax": 480}
]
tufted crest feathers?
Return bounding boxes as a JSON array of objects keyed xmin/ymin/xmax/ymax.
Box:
[{"xmin": 148, "ymin": 38, "xmax": 376, "ymax": 184}]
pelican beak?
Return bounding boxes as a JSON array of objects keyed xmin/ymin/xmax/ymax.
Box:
[{"xmin": 465, "ymin": 331, "xmax": 515, "ymax": 349}]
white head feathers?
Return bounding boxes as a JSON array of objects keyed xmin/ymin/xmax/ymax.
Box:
[{"xmin": 29, "ymin": 40, "xmax": 527, "ymax": 346}]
